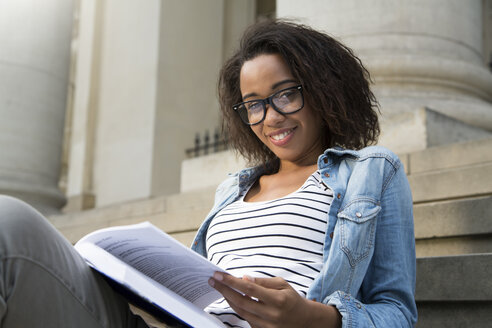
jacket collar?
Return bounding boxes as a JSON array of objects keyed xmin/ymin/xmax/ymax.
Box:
[
  {"xmin": 318, "ymin": 147, "xmax": 360, "ymax": 168},
  {"xmin": 236, "ymin": 147, "xmax": 361, "ymax": 184}
]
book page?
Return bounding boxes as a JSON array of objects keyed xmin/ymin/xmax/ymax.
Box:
[
  {"xmin": 75, "ymin": 242, "xmax": 225, "ymax": 328},
  {"xmin": 76, "ymin": 222, "xmax": 225, "ymax": 309}
]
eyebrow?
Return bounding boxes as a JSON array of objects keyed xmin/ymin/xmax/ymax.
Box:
[{"xmin": 242, "ymin": 79, "xmax": 298, "ymax": 100}]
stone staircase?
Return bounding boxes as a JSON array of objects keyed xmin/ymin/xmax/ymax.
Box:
[
  {"xmin": 50, "ymin": 186, "xmax": 215, "ymax": 245},
  {"xmin": 416, "ymin": 254, "xmax": 492, "ymax": 327},
  {"xmin": 50, "ymin": 137, "xmax": 492, "ymax": 327},
  {"xmin": 405, "ymin": 137, "xmax": 492, "ymax": 257},
  {"xmin": 402, "ymin": 137, "xmax": 492, "ymax": 327}
]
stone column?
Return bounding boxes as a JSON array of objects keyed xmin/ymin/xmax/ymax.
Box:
[
  {"xmin": 0, "ymin": 0, "xmax": 73, "ymax": 214},
  {"xmin": 62, "ymin": 0, "xmax": 256, "ymax": 209},
  {"xmin": 277, "ymin": 0, "xmax": 492, "ymax": 131},
  {"xmin": 152, "ymin": 0, "xmax": 256, "ymax": 198},
  {"xmin": 64, "ymin": 0, "xmax": 100, "ymax": 212}
]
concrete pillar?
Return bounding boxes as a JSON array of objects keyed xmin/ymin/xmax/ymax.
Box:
[
  {"xmin": 64, "ymin": 0, "xmax": 256, "ymax": 209},
  {"xmin": 0, "ymin": 0, "xmax": 73, "ymax": 214},
  {"xmin": 152, "ymin": 0, "xmax": 256, "ymax": 198},
  {"xmin": 86, "ymin": 0, "xmax": 161, "ymax": 208},
  {"xmin": 277, "ymin": 0, "xmax": 492, "ymax": 131},
  {"xmin": 63, "ymin": 0, "xmax": 100, "ymax": 212}
]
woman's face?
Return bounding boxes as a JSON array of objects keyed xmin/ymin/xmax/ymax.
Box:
[{"xmin": 239, "ymin": 53, "xmax": 324, "ymax": 166}]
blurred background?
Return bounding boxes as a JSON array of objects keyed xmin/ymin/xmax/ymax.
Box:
[{"xmin": 1, "ymin": 0, "xmax": 492, "ymax": 326}]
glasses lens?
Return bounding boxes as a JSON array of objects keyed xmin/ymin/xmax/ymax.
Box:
[
  {"xmin": 237, "ymin": 101, "xmax": 264, "ymax": 125},
  {"xmin": 272, "ymin": 87, "xmax": 303, "ymax": 113}
]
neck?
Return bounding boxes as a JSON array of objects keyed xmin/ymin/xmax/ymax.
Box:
[{"xmin": 277, "ymin": 158, "xmax": 318, "ymax": 174}]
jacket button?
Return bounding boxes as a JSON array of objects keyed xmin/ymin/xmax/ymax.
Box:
[
  {"xmin": 337, "ymin": 193, "xmax": 341, "ymax": 199},
  {"xmin": 356, "ymin": 212, "xmax": 362, "ymax": 218},
  {"xmin": 324, "ymin": 172, "xmax": 330, "ymax": 178},
  {"xmin": 329, "ymin": 232, "xmax": 334, "ymax": 239},
  {"xmin": 356, "ymin": 303, "xmax": 362, "ymax": 309}
]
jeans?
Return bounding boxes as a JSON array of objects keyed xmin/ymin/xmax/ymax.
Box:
[{"xmin": 0, "ymin": 195, "xmax": 147, "ymax": 327}]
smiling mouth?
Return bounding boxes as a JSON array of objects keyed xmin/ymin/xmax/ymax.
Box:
[{"xmin": 269, "ymin": 127, "xmax": 296, "ymax": 141}]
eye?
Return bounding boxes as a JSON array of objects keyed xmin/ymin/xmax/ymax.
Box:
[
  {"xmin": 273, "ymin": 89, "xmax": 297, "ymax": 107},
  {"xmin": 246, "ymin": 101, "xmax": 263, "ymax": 113},
  {"xmin": 277, "ymin": 89, "xmax": 296, "ymax": 100}
]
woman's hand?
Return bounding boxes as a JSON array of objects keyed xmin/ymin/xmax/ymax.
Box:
[{"xmin": 208, "ymin": 272, "xmax": 341, "ymax": 328}]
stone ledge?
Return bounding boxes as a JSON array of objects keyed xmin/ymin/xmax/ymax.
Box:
[
  {"xmin": 379, "ymin": 108, "xmax": 491, "ymax": 154},
  {"xmin": 165, "ymin": 187, "xmax": 215, "ymax": 213},
  {"xmin": 180, "ymin": 151, "xmax": 246, "ymax": 193},
  {"xmin": 416, "ymin": 253, "xmax": 492, "ymax": 301},
  {"xmin": 50, "ymin": 195, "xmax": 167, "ymax": 228},
  {"xmin": 416, "ymin": 235, "xmax": 492, "ymax": 257},
  {"xmin": 50, "ymin": 187, "xmax": 216, "ymax": 244},
  {"xmin": 416, "ymin": 301, "xmax": 492, "ymax": 328},
  {"xmin": 414, "ymin": 196, "xmax": 492, "ymax": 239},
  {"xmin": 409, "ymin": 162, "xmax": 492, "ymax": 203},
  {"xmin": 408, "ymin": 137, "xmax": 492, "ymax": 174},
  {"xmin": 178, "ymin": 137, "xmax": 492, "ymax": 196}
]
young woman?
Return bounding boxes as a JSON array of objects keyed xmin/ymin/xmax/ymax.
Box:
[
  {"xmin": 197, "ymin": 20, "xmax": 417, "ymax": 327},
  {"xmin": 0, "ymin": 20, "xmax": 416, "ymax": 328}
]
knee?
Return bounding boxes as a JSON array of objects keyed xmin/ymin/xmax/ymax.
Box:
[
  {"xmin": 0, "ymin": 195, "xmax": 41, "ymax": 224},
  {"xmin": 0, "ymin": 196, "xmax": 51, "ymax": 250}
]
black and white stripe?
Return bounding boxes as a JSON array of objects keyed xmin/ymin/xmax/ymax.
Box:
[{"xmin": 204, "ymin": 171, "xmax": 333, "ymax": 327}]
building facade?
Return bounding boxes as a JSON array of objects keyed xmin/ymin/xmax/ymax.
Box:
[
  {"xmin": 2, "ymin": 1, "xmax": 492, "ymax": 326},
  {"xmin": 1, "ymin": 0, "xmax": 491, "ymax": 215}
]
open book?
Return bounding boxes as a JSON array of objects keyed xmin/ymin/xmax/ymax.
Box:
[{"xmin": 74, "ymin": 222, "xmax": 227, "ymax": 328}]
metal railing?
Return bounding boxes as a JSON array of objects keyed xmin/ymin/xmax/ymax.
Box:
[{"xmin": 185, "ymin": 129, "xmax": 229, "ymax": 158}]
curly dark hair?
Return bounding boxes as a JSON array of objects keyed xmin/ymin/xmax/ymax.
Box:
[{"xmin": 218, "ymin": 19, "xmax": 379, "ymax": 167}]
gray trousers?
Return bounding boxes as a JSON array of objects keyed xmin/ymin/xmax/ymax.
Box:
[{"xmin": 0, "ymin": 195, "xmax": 148, "ymax": 327}]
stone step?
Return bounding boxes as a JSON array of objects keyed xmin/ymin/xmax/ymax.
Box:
[
  {"xmin": 51, "ymin": 195, "xmax": 167, "ymax": 228},
  {"xmin": 169, "ymin": 195, "xmax": 492, "ymax": 254},
  {"xmin": 400, "ymin": 138, "xmax": 492, "ymax": 174},
  {"xmin": 416, "ymin": 253, "xmax": 492, "ymax": 327},
  {"xmin": 409, "ymin": 162, "xmax": 492, "ymax": 203},
  {"xmin": 416, "ymin": 234, "xmax": 492, "ymax": 257},
  {"xmin": 179, "ymin": 137, "xmax": 492, "ymax": 194},
  {"xmin": 414, "ymin": 196, "xmax": 492, "ymax": 239},
  {"xmin": 49, "ymin": 188, "xmax": 216, "ymax": 244},
  {"xmin": 401, "ymin": 136, "xmax": 492, "ymax": 175},
  {"xmin": 53, "ymin": 137, "xmax": 492, "ymax": 247},
  {"xmin": 179, "ymin": 138, "xmax": 492, "ymax": 204},
  {"xmin": 414, "ymin": 196, "xmax": 492, "ymax": 257},
  {"xmin": 416, "ymin": 254, "xmax": 492, "ymax": 301},
  {"xmin": 402, "ymin": 137, "xmax": 492, "ymax": 203},
  {"xmin": 416, "ymin": 302, "xmax": 492, "ymax": 328},
  {"xmin": 168, "ymin": 194, "xmax": 492, "ymax": 252},
  {"xmin": 54, "ymin": 183, "xmax": 492, "ymax": 253},
  {"xmin": 180, "ymin": 151, "xmax": 246, "ymax": 193},
  {"xmin": 379, "ymin": 107, "xmax": 491, "ymax": 154},
  {"xmin": 49, "ymin": 195, "xmax": 166, "ymax": 243}
]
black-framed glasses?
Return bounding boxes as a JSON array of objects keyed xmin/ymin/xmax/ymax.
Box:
[{"xmin": 233, "ymin": 85, "xmax": 304, "ymax": 125}]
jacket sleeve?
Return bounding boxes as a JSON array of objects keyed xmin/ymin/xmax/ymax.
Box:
[{"xmin": 327, "ymin": 164, "xmax": 417, "ymax": 327}]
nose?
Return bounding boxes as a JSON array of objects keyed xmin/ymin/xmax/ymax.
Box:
[{"xmin": 263, "ymin": 104, "xmax": 285, "ymax": 126}]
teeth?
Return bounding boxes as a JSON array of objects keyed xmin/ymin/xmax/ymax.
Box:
[{"xmin": 271, "ymin": 129, "xmax": 292, "ymax": 141}]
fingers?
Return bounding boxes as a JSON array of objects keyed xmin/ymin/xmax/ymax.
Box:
[
  {"xmin": 211, "ymin": 272, "xmax": 283, "ymax": 304},
  {"xmin": 209, "ymin": 272, "xmax": 316, "ymax": 328},
  {"xmin": 226, "ymin": 295, "xmax": 267, "ymax": 328},
  {"xmin": 246, "ymin": 275, "xmax": 290, "ymax": 289},
  {"xmin": 209, "ymin": 275, "xmax": 268, "ymax": 321}
]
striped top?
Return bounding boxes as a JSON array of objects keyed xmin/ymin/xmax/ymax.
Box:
[{"xmin": 204, "ymin": 171, "xmax": 333, "ymax": 327}]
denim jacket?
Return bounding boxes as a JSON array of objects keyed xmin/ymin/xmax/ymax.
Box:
[{"xmin": 191, "ymin": 146, "xmax": 417, "ymax": 327}]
